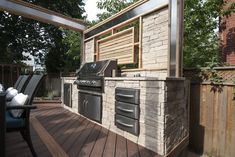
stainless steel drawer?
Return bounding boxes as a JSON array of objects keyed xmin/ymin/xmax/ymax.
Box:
[
  {"xmin": 115, "ymin": 114, "xmax": 139, "ymax": 136},
  {"xmin": 115, "ymin": 87, "xmax": 140, "ymax": 104},
  {"xmin": 115, "ymin": 101, "xmax": 139, "ymax": 119}
]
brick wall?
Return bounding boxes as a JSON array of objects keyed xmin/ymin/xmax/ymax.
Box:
[{"xmin": 219, "ymin": 0, "xmax": 235, "ymax": 65}]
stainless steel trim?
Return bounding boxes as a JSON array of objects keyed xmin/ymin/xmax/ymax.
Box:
[
  {"xmin": 169, "ymin": 0, "xmax": 177, "ymax": 77},
  {"xmin": 116, "ymin": 120, "xmax": 134, "ymax": 128},
  {"xmin": 116, "ymin": 106, "xmax": 134, "ymax": 113},
  {"xmin": 116, "ymin": 93, "xmax": 134, "ymax": 98}
]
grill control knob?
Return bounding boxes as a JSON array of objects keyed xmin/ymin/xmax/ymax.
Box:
[{"xmin": 91, "ymin": 80, "xmax": 96, "ymax": 85}]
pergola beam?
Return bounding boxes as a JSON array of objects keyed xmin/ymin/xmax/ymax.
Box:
[{"xmin": 0, "ymin": 0, "xmax": 86, "ymax": 32}]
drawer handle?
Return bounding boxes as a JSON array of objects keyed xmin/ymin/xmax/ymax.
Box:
[
  {"xmin": 116, "ymin": 120, "xmax": 134, "ymax": 128},
  {"xmin": 116, "ymin": 93, "xmax": 134, "ymax": 98},
  {"xmin": 116, "ymin": 107, "xmax": 134, "ymax": 113}
]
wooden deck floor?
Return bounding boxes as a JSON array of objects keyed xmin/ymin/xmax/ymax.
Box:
[{"xmin": 6, "ymin": 103, "xmax": 161, "ymax": 157}]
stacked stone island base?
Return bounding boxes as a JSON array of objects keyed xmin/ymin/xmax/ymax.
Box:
[{"xmin": 102, "ymin": 77, "xmax": 189, "ymax": 156}]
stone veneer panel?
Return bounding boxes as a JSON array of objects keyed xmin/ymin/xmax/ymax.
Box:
[
  {"xmin": 84, "ymin": 39, "xmax": 94, "ymax": 63},
  {"xmin": 142, "ymin": 8, "xmax": 168, "ymax": 72},
  {"xmin": 102, "ymin": 78, "xmax": 189, "ymax": 156}
]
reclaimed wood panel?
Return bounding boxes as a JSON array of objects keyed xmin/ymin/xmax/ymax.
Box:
[
  {"xmin": 97, "ymin": 27, "xmax": 135, "ymax": 64},
  {"xmin": 189, "ymin": 83, "xmax": 235, "ymax": 157}
]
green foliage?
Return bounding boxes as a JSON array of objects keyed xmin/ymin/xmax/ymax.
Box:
[
  {"xmin": 184, "ymin": 0, "xmax": 235, "ymax": 68},
  {"xmin": 62, "ymin": 29, "xmax": 82, "ymax": 72},
  {"xmin": 199, "ymin": 57, "xmax": 224, "ymax": 84},
  {"xmin": 0, "ymin": 0, "xmax": 85, "ymax": 73},
  {"xmin": 96, "ymin": 0, "xmax": 139, "ymax": 22}
]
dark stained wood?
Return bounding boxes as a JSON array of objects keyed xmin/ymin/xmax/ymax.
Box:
[
  {"xmin": 103, "ymin": 131, "xmax": 117, "ymax": 157},
  {"xmin": 5, "ymin": 103, "xmax": 161, "ymax": 157},
  {"xmin": 127, "ymin": 140, "xmax": 140, "ymax": 157},
  {"xmin": 55, "ymin": 115, "xmax": 83, "ymax": 145},
  {"xmin": 49, "ymin": 114, "xmax": 78, "ymax": 140},
  {"xmin": 31, "ymin": 117, "xmax": 68, "ymax": 157},
  {"xmin": 68, "ymin": 122, "xmax": 95, "ymax": 157},
  {"xmin": 78, "ymin": 124, "xmax": 102, "ymax": 157},
  {"xmin": 115, "ymin": 134, "xmax": 127, "ymax": 157},
  {"xmin": 90, "ymin": 127, "xmax": 109, "ymax": 157},
  {"xmin": 189, "ymin": 84, "xmax": 235, "ymax": 157},
  {"xmin": 138, "ymin": 145, "xmax": 153, "ymax": 157},
  {"xmin": 62, "ymin": 118, "xmax": 89, "ymax": 152}
]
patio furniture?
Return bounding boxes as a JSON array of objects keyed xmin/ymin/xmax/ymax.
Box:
[
  {"xmin": 6, "ymin": 75, "xmax": 44, "ymax": 157},
  {"xmin": 14, "ymin": 75, "xmax": 31, "ymax": 93},
  {"xmin": 0, "ymin": 93, "xmax": 6, "ymax": 157}
]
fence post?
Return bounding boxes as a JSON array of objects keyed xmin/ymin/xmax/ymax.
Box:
[{"xmin": 0, "ymin": 92, "xmax": 6, "ymax": 157}]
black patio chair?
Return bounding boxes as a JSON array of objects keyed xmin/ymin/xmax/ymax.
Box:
[
  {"xmin": 6, "ymin": 75, "xmax": 45, "ymax": 157},
  {"xmin": 13, "ymin": 75, "xmax": 23, "ymax": 89},
  {"xmin": 14, "ymin": 75, "xmax": 31, "ymax": 93}
]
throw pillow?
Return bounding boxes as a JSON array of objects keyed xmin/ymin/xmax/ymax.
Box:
[
  {"xmin": 6, "ymin": 87, "xmax": 14, "ymax": 93},
  {"xmin": 9, "ymin": 93, "xmax": 28, "ymax": 118},
  {"xmin": 6, "ymin": 89, "xmax": 18, "ymax": 101}
]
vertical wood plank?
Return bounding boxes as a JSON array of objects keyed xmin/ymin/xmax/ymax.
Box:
[
  {"xmin": 138, "ymin": 144, "xmax": 153, "ymax": 157},
  {"xmin": 78, "ymin": 125, "xmax": 101, "ymax": 157},
  {"xmin": 204, "ymin": 85, "xmax": 214, "ymax": 154},
  {"xmin": 225, "ymin": 86, "xmax": 235, "ymax": 157},
  {"xmin": 217, "ymin": 86, "xmax": 227, "ymax": 156},
  {"xmin": 90, "ymin": 127, "xmax": 109, "ymax": 157},
  {"xmin": 115, "ymin": 135, "xmax": 127, "ymax": 157},
  {"xmin": 103, "ymin": 131, "xmax": 117, "ymax": 157},
  {"xmin": 190, "ymin": 84, "xmax": 235, "ymax": 157},
  {"xmin": 127, "ymin": 140, "xmax": 140, "ymax": 157},
  {"xmin": 211, "ymin": 88, "xmax": 219, "ymax": 156}
]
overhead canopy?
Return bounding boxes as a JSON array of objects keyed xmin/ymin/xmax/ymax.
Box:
[{"xmin": 0, "ymin": 0, "xmax": 86, "ymax": 32}]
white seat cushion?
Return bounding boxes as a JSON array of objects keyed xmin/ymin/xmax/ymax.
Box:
[
  {"xmin": 9, "ymin": 93, "xmax": 28, "ymax": 118},
  {"xmin": 6, "ymin": 89, "xmax": 18, "ymax": 101},
  {"xmin": 6, "ymin": 87, "xmax": 14, "ymax": 93}
]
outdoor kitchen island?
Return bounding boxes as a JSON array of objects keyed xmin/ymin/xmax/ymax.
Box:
[
  {"xmin": 61, "ymin": 76, "xmax": 189, "ymax": 156},
  {"xmin": 62, "ymin": 0, "xmax": 188, "ymax": 156}
]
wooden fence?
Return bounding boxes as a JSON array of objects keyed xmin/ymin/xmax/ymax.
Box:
[{"xmin": 189, "ymin": 83, "xmax": 235, "ymax": 157}]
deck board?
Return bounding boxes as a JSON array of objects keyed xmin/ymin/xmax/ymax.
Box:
[
  {"xmin": 103, "ymin": 131, "xmax": 117, "ymax": 157},
  {"xmin": 5, "ymin": 103, "xmax": 161, "ymax": 157},
  {"xmin": 116, "ymin": 134, "xmax": 127, "ymax": 157},
  {"xmin": 90, "ymin": 127, "xmax": 109, "ymax": 157}
]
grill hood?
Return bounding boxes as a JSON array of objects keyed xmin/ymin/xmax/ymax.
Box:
[{"xmin": 76, "ymin": 60, "xmax": 117, "ymax": 79}]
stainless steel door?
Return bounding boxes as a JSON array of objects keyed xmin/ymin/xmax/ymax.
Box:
[
  {"xmin": 78, "ymin": 92, "xmax": 102, "ymax": 123},
  {"xmin": 85, "ymin": 94, "xmax": 102, "ymax": 122},
  {"xmin": 78, "ymin": 92, "xmax": 86, "ymax": 115},
  {"xmin": 64, "ymin": 83, "xmax": 72, "ymax": 107}
]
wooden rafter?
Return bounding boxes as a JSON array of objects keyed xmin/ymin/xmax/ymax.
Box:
[{"xmin": 0, "ymin": 0, "xmax": 86, "ymax": 32}]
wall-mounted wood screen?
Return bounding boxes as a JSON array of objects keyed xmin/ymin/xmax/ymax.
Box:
[{"xmin": 96, "ymin": 28, "xmax": 135, "ymax": 64}]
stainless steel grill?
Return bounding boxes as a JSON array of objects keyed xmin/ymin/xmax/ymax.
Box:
[
  {"xmin": 74, "ymin": 60, "xmax": 117, "ymax": 123},
  {"xmin": 74, "ymin": 60, "xmax": 117, "ymax": 92}
]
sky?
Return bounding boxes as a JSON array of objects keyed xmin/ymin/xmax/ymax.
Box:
[{"xmin": 84, "ymin": 0, "xmax": 103, "ymax": 21}]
